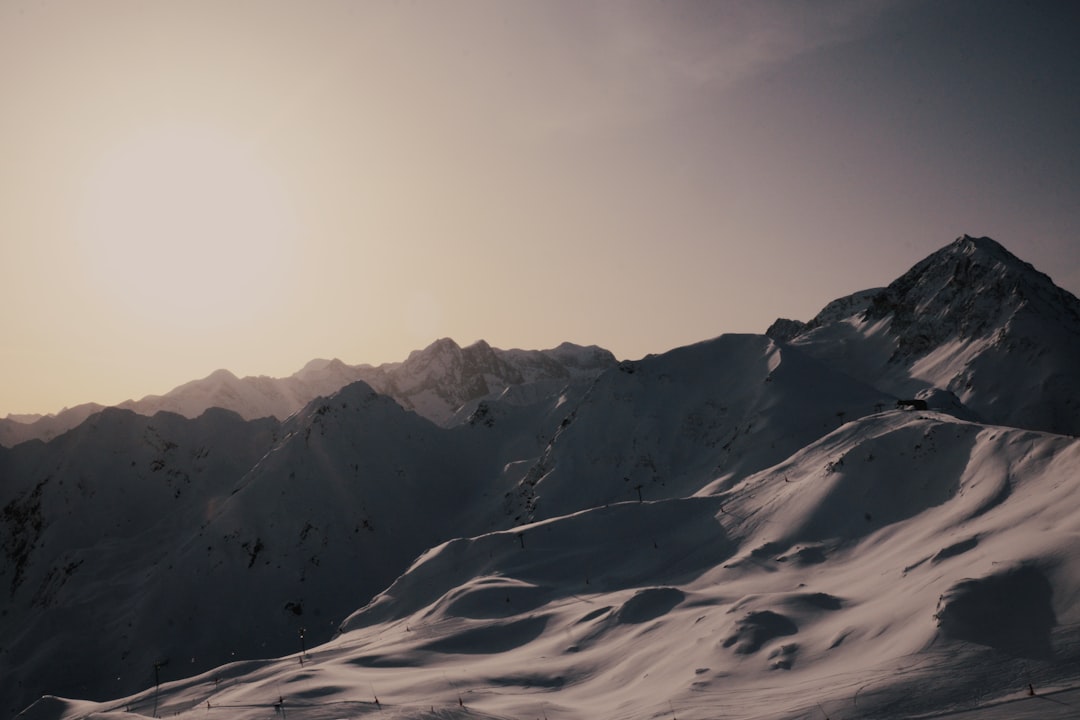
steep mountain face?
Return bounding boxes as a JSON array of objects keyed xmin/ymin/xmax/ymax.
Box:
[
  {"xmin": 501, "ymin": 334, "xmax": 888, "ymax": 524},
  {"xmin": 112, "ymin": 383, "xmax": 491, "ymax": 705},
  {"xmin": 0, "ymin": 341, "xmax": 616, "ymax": 447},
  {"xmin": 0, "ymin": 376, "xmax": 599, "ymax": 718},
  {"xmin": 0, "ymin": 388, "xmax": 458, "ymax": 717},
  {"xmin": 769, "ymin": 235, "xmax": 1080, "ymax": 435},
  {"xmin": 0, "ymin": 409, "xmax": 278, "ymax": 717}
]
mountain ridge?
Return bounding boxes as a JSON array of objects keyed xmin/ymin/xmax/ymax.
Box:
[
  {"xmin": 5, "ymin": 234, "xmax": 1080, "ymax": 720},
  {"xmin": 0, "ymin": 341, "xmax": 617, "ymax": 447}
]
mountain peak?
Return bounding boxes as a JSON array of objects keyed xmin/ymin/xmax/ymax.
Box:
[
  {"xmin": 955, "ymin": 233, "xmax": 1008, "ymax": 252},
  {"xmin": 465, "ymin": 338, "xmax": 492, "ymax": 352},
  {"xmin": 771, "ymin": 235, "xmax": 1080, "ymax": 435},
  {"xmin": 954, "ymin": 232, "xmax": 1033, "ymax": 258},
  {"xmin": 941, "ymin": 234, "xmax": 1035, "ymax": 273},
  {"xmin": 406, "ymin": 337, "xmax": 462, "ymax": 364},
  {"xmin": 859, "ymin": 235, "xmax": 1066, "ymax": 353},
  {"xmin": 430, "ymin": 337, "xmax": 462, "ymax": 352},
  {"xmin": 546, "ymin": 341, "xmax": 619, "ymax": 370},
  {"xmin": 298, "ymin": 358, "xmax": 334, "ymax": 373},
  {"xmin": 205, "ymin": 368, "xmax": 239, "ymax": 383}
]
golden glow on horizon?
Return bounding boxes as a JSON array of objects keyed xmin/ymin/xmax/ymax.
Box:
[
  {"xmin": 1, "ymin": 2, "xmax": 1078, "ymax": 417},
  {"xmin": 74, "ymin": 125, "xmax": 296, "ymax": 330}
]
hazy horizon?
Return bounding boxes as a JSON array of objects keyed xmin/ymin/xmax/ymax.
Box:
[{"xmin": 3, "ymin": 0, "xmax": 1079, "ymax": 416}]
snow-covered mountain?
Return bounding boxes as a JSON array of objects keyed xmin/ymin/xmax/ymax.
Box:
[
  {"xmin": 6, "ymin": 235, "xmax": 1080, "ymax": 720},
  {"xmin": 359, "ymin": 339, "xmax": 616, "ymax": 426},
  {"xmin": 501, "ymin": 334, "xmax": 889, "ymax": 524},
  {"xmin": 768, "ymin": 235, "xmax": 1080, "ymax": 436},
  {"xmin": 331, "ymin": 410, "xmax": 1080, "ymax": 720},
  {"xmin": 0, "ymin": 340, "xmax": 616, "ymax": 447},
  {"xmin": 0, "ymin": 408, "xmax": 279, "ymax": 714},
  {"xmin": 0, "ymin": 380, "xmax": 601, "ymax": 717}
]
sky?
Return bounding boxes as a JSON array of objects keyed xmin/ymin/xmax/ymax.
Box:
[{"xmin": 1, "ymin": 0, "xmax": 1079, "ymax": 417}]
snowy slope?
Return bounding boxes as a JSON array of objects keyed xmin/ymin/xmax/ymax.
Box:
[
  {"xmin": 769, "ymin": 235, "xmax": 1080, "ymax": 436},
  {"xmin": 338, "ymin": 412, "xmax": 1080, "ymax": 720},
  {"xmin": 24, "ymin": 411, "xmax": 1080, "ymax": 720},
  {"xmin": 7, "ymin": 235, "xmax": 1080, "ymax": 720},
  {"xmin": 501, "ymin": 334, "xmax": 890, "ymax": 524}
]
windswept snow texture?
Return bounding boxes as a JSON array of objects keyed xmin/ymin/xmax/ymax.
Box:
[{"xmin": 7, "ymin": 235, "xmax": 1080, "ymax": 720}]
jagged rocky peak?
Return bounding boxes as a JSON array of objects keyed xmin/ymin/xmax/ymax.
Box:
[
  {"xmin": 399, "ymin": 338, "xmax": 522, "ymax": 398},
  {"xmin": 399, "ymin": 338, "xmax": 462, "ymax": 380},
  {"xmin": 761, "ymin": 234, "xmax": 1080, "ymax": 436},
  {"xmin": 863, "ymin": 234, "xmax": 1079, "ymax": 356},
  {"xmin": 874, "ymin": 234, "xmax": 1036, "ymax": 313},
  {"xmin": 770, "ymin": 235, "xmax": 1079, "ymax": 353},
  {"xmin": 461, "ymin": 338, "xmax": 498, "ymax": 364},
  {"xmin": 294, "ymin": 357, "xmax": 353, "ymax": 381},
  {"xmin": 765, "ymin": 318, "xmax": 807, "ymax": 343},
  {"xmin": 407, "ymin": 336, "xmax": 461, "ymax": 361},
  {"xmin": 812, "ymin": 288, "xmax": 884, "ymax": 326},
  {"xmin": 461, "ymin": 339, "xmax": 520, "ymax": 380},
  {"xmin": 384, "ymin": 337, "xmax": 618, "ymax": 426},
  {"xmin": 767, "ymin": 288, "xmax": 882, "ymax": 342},
  {"xmin": 403, "ymin": 338, "xmax": 465, "ymax": 375}
]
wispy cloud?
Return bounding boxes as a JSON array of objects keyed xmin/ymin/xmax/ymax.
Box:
[
  {"xmin": 613, "ymin": 0, "xmax": 906, "ymax": 89},
  {"xmin": 492, "ymin": 0, "xmax": 909, "ymax": 135}
]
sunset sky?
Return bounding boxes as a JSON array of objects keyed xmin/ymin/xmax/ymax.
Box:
[{"xmin": 2, "ymin": 0, "xmax": 1079, "ymax": 416}]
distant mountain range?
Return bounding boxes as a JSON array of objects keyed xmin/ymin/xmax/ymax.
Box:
[
  {"xmin": 0, "ymin": 340, "xmax": 616, "ymax": 446},
  {"xmin": 5, "ymin": 235, "xmax": 1080, "ymax": 720}
]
